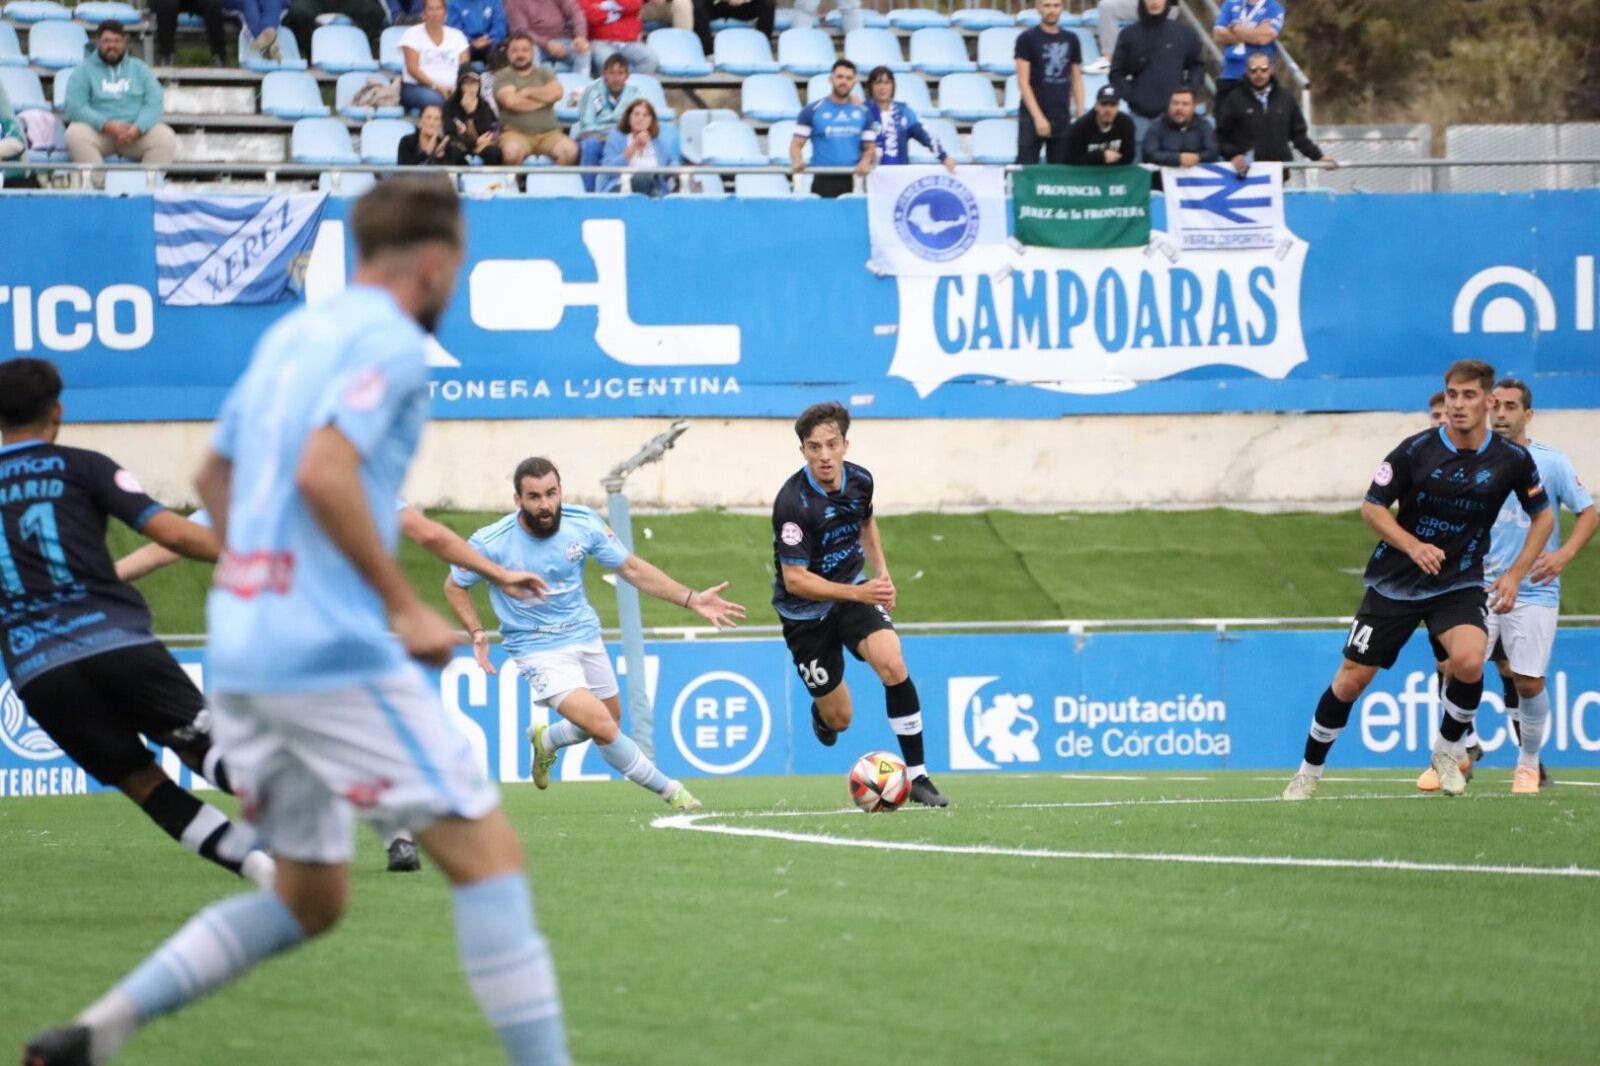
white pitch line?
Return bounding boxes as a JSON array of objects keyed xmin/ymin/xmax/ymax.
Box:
[{"xmin": 721, "ymin": 793, "xmax": 1429, "ymax": 820}]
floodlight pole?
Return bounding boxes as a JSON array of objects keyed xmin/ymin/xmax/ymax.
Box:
[{"xmin": 602, "ymin": 420, "xmax": 690, "ymax": 759}]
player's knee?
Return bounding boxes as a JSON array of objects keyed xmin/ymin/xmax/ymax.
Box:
[
  {"xmin": 1331, "ymin": 663, "xmax": 1376, "ymax": 702},
  {"xmin": 1514, "ymin": 675, "xmax": 1545, "ymax": 698},
  {"xmin": 873, "ymin": 657, "xmax": 908, "ymax": 685},
  {"xmin": 278, "ymin": 880, "xmax": 347, "ymax": 937},
  {"xmin": 589, "ymin": 715, "xmax": 620, "ymax": 743},
  {"xmin": 1446, "ymin": 654, "xmax": 1483, "ymax": 683}
]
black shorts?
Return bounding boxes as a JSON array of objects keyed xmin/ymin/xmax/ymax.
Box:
[
  {"xmin": 15, "ymin": 642, "xmax": 210, "ymax": 786},
  {"xmin": 780, "ymin": 600, "xmax": 895, "ymax": 698},
  {"xmin": 1344, "ymin": 586, "xmax": 1487, "ymax": 670}
]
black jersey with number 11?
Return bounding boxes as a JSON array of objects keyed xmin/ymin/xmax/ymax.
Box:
[{"xmin": 770, "ymin": 461, "xmax": 875, "ymax": 622}]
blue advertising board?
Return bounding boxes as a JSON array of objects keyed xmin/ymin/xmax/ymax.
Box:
[
  {"xmin": 1, "ymin": 191, "xmax": 1596, "ymax": 420},
  {"xmin": 4, "ymin": 628, "xmax": 1598, "ymax": 798}
]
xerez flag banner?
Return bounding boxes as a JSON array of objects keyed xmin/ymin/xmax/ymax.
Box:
[
  {"xmin": 155, "ymin": 193, "xmax": 329, "ymax": 305},
  {"xmin": 1164, "ymin": 162, "xmax": 1285, "ymax": 251},
  {"xmin": 866, "ymin": 165, "xmax": 1009, "ymax": 276},
  {"xmin": 1013, "ymin": 165, "xmax": 1152, "ymax": 249}
]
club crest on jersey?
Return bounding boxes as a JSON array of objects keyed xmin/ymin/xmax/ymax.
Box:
[
  {"xmin": 114, "ymin": 468, "xmax": 145, "ymax": 495},
  {"xmin": 780, "ymin": 522, "xmax": 803, "ymax": 546},
  {"xmin": 1373, "ymin": 462, "xmax": 1393, "ymax": 487},
  {"xmin": 565, "ymin": 541, "xmax": 585, "ymax": 563}
]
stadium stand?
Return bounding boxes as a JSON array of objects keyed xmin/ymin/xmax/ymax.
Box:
[
  {"xmin": 843, "ymin": 27, "xmax": 905, "ymax": 72},
  {"xmin": 0, "ymin": 20, "xmax": 25, "ymax": 62},
  {"xmin": 775, "ymin": 26, "xmax": 829, "ymax": 74},
  {"xmin": 700, "ymin": 116, "xmax": 762, "ymax": 165},
  {"xmin": 23, "ymin": 15, "xmax": 82, "ymax": 66},
  {"xmin": 260, "ymin": 68, "xmax": 328, "ymax": 118},
  {"xmin": 713, "ymin": 26, "xmax": 779, "ymax": 75},
  {"xmin": 885, "ymin": 5, "xmax": 946, "ymax": 28},
  {"xmin": 907, "ymin": 26, "xmax": 972, "ymax": 75},
  {"xmin": 740, "ymin": 71, "xmax": 800, "ymax": 122}
]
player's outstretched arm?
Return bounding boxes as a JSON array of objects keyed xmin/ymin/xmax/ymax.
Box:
[
  {"xmin": 614, "ymin": 554, "xmax": 747, "ymax": 629},
  {"xmin": 1531, "ymin": 504, "xmax": 1598, "ymax": 585},
  {"xmin": 115, "ymin": 542, "xmax": 183, "ymax": 582},
  {"xmin": 443, "ymin": 575, "xmax": 496, "ymax": 675},
  {"xmin": 1491, "ymin": 506, "xmax": 1556, "ymax": 613},
  {"xmin": 399, "ymin": 506, "xmax": 547, "ymax": 601},
  {"xmin": 141, "ymin": 511, "xmax": 221, "ymax": 565},
  {"xmin": 1360, "ymin": 500, "xmax": 1443, "ymax": 575},
  {"xmin": 859, "ymin": 516, "xmax": 896, "ymax": 611}
]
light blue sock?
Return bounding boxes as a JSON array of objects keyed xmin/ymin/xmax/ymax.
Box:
[
  {"xmin": 596, "ymin": 733, "xmax": 675, "ymax": 798},
  {"xmin": 1517, "ymin": 690, "xmax": 1550, "ymax": 770},
  {"xmin": 545, "ymin": 719, "xmax": 591, "ymax": 751},
  {"xmin": 453, "ymin": 874, "xmax": 569, "ymax": 1066}
]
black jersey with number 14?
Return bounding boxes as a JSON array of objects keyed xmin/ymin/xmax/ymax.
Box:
[
  {"xmin": 770, "ymin": 461, "xmax": 875, "ymax": 622},
  {"xmin": 1362, "ymin": 427, "xmax": 1548, "ymax": 601}
]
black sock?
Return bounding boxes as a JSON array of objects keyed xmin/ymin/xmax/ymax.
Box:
[
  {"xmin": 885, "ymin": 678, "xmax": 925, "ymax": 772},
  {"xmin": 200, "ymin": 743, "xmax": 234, "ymax": 795},
  {"xmin": 810, "ymin": 702, "xmax": 830, "ymax": 732},
  {"xmin": 1439, "ymin": 676, "xmax": 1484, "ymax": 743},
  {"xmin": 141, "ymin": 780, "xmax": 254, "ymax": 877},
  {"xmin": 1303, "ymin": 687, "xmax": 1354, "ymax": 767}
]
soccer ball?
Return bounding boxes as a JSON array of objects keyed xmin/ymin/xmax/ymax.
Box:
[{"xmin": 848, "ymin": 751, "xmax": 911, "ymax": 813}]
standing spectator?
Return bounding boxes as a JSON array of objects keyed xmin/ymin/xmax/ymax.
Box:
[
  {"xmin": 1212, "ymin": 0, "xmax": 1284, "ymax": 102},
  {"xmin": 284, "ymin": 0, "xmax": 386, "ymax": 59},
  {"xmin": 572, "ymin": 52, "xmax": 640, "ymax": 187},
  {"xmin": 228, "ymin": 0, "xmax": 289, "ymax": 62},
  {"xmin": 449, "ymin": 0, "xmax": 510, "ymax": 67},
  {"xmin": 864, "ymin": 66, "xmax": 953, "ymax": 171},
  {"xmin": 148, "ymin": 0, "xmax": 227, "ymax": 66},
  {"xmin": 1215, "ymin": 53, "xmax": 1334, "ymax": 175},
  {"xmin": 1109, "ymin": 0, "xmax": 1204, "ymax": 147},
  {"xmin": 401, "ymin": 0, "xmax": 472, "ymax": 111},
  {"xmin": 581, "ymin": 0, "xmax": 658, "ymax": 73},
  {"xmin": 1084, "ymin": 0, "xmax": 1139, "ymax": 75},
  {"xmin": 64, "ymin": 22, "xmax": 178, "ymax": 184},
  {"xmin": 1065, "ymin": 83, "xmax": 1137, "ymax": 165},
  {"xmin": 493, "ymin": 30, "xmax": 580, "ymax": 163},
  {"xmin": 444, "ymin": 69, "xmax": 503, "ymax": 162},
  {"xmin": 791, "ymin": 58, "xmax": 876, "ymax": 199},
  {"xmin": 397, "ymin": 102, "xmax": 467, "ymax": 163},
  {"xmin": 506, "ymin": 0, "xmax": 592, "ymax": 75},
  {"xmin": 1014, "ymin": 0, "xmax": 1083, "ymax": 165},
  {"xmin": 692, "ymin": 0, "xmax": 774, "ymax": 56},
  {"xmin": 1139, "ymin": 85, "xmax": 1217, "ymax": 168},
  {"xmin": 600, "ymin": 97, "xmax": 677, "ymax": 195}
]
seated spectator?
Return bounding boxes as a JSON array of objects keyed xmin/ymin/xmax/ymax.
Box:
[
  {"xmin": 389, "ymin": 0, "xmax": 424, "ymax": 21},
  {"xmin": 448, "ymin": 0, "xmax": 510, "ymax": 67},
  {"xmin": 580, "ymin": 0, "xmax": 658, "ymax": 73},
  {"xmin": 64, "ymin": 22, "xmax": 178, "ymax": 186},
  {"xmin": 228, "ymin": 0, "xmax": 289, "ymax": 61},
  {"xmin": 493, "ymin": 31, "xmax": 580, "ymax": 163},
  {"xmin": 402, "ymin": 0, "xmax": 472, "ymax": 110},
  {"xmin": 864, "ymin": 66, "xmax": 953, "ymax": 171},
  {"xmin": 692, "ymin": 0, "xmax": 773, "ymax": 55},
  {"xmin": 148, "ymin": 0, "xmax": 227, "ymax": 66},
  {"xmin": 444, "ymin": 69, "xmax": 503, "ymax": 162},
  {"xmin": 285, "ymin": 0, "xmax": 386, "ymax": 60},
  {"xmin": 1212, "ymin": 0, "xmax": 1283, "ymax": 102},
  {"xmin": 600, "ymin": 97, "xmax": 676, "ymax": 195},
  {"xmin": 572, "ymin": 52, "xmax": 640, "ymax": 187},
  {"xmin": 1139, "ymin": 85, "xmax": 1217, "ymax": 169},
  {"xmin": 641, "ymin": 0, "xmax": 691, "ymax": 31},
  {"xmin": 506, "ymin": 0, "xmax": 592, "ymax": 75},
  {"xmin": 1109, "ymin": 0, "xmax": 1204, "ymax": 147},
  {"xmin": 398, "ymin": 103, "xmax": 467, "ymax": 163},
  {"xmin": 1215, "ymin": 53, "xmax": 1335, "ymax": 175},
  {"xmin": 1085, "ymin": 0, "xmax": 1139, "ymax": 75},
  {"xmin": 1065, "ymin": 83, "xmax": 1137, "ymax": 165}
]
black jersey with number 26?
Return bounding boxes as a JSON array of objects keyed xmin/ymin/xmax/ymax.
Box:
[
  {"xmin": 0, "ymin": 442, "xmax": 166, "ymax": 687},
  {"xmin": 1362, "ymin": 426, "xmax": 1548, "ymax": 601},
  {"xmin": 771, "ymin": 461, "xmax": 875, "ymax": 622}
]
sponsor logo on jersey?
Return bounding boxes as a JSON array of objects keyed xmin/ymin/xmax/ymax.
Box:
[
  {"xmin": 1373, "ymin": 461, "xmax": 1394, "ymax": 487},
  {"xmin": 780, "ymin": 521, "xmax": 804, "ymax": 547}
]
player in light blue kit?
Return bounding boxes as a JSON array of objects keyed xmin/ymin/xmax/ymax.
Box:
[
  {"xmin": 443, "ymin": 456, "xmax": 745, "ymax": 811},
  {"xmin": 25, "ymin": 180, "xmax": 571, "ymax": 1066}
]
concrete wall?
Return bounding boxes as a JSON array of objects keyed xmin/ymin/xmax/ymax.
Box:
[{"xmin": 62, "ymin": 411, "xmax": 1600, "ymax": 513}]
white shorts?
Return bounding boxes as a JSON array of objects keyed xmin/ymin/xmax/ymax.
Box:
[
  {"xmin": 212, "ymin": 669, "xmax": 499, "ymax": 864},
  {"xmin": 1485, "ymin": 601, "xmax": 1559, "ymax": 679},
  {"xmin": 512, "ymin": 638, "xmax": 619, "ymax": 709}
]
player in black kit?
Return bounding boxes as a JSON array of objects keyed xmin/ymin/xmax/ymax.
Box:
[
  {"xmin": 1283, "ymin": 361, "xmax": 1552, "ymax": 800},
  {"xmin": 771, "ymin": 402, "xmax": 948, "ymax": 807},
  {"xmin": 0, "ymin": 359, "xmax": 273, "ymax": 885}
]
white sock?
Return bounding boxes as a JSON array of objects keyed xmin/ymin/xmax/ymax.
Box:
[
  {"xmin": 544, "ymin": 719, "xmax": 591, "ymax": 752},
  {"xmin": 1516, "ymin": 690, "xmax": 1550, "ymax": 771},
  {"xmin": 906, "ymin": 763, "xmax": 927, "ymax": 780},
  {"xmin": 1297, "ymin": 760, "xmax": 1324, "ymax": 779}
]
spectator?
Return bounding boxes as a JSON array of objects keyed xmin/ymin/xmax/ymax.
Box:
[
  {"xmin": 791, "ymin": 58, "xmax": 876, "ymax": 199},
  {"xmin": 641, "ymin": 0, "xmax": 691, "ymax": 31},
  {"xmin": 506, "ymin": 0, "xmax": 592, "ymax": 75},
  {"xmin": 64, "ymin": 22, "xmax": 178, "ymax": 184},
  {"xmin": 228, "ymin": 0, "xmax": 289, "ymax": 62},
  {"xmin": 1084, "ymin": 0, "xmax": 1139, "ymax": 75},
  {"xmin": 1139, "ymin": 85, "xmax": 1217, "ymax": 169},
  {"xmin": 1215, "ymin": 53, "xmax": 1334, "ymax": 175},
  {"xmin": 1212, "ymin": 0, "xmax": 1284, "ymax": 102},
  {"xmin": 444, "ymin": 69, "xmax": 503, "ymax": 162},
  {"xmin": 1, "ymin": 108, "xmax": 24, "ymax": 185},
  {"xmin": 580, "ymin": 0, "xmax": 657, "ymax": 73},
  {"xmin": 284, "ymin": 0, "xmax": 386, "ymax": 59},
  {"xmin": 864, "ymin": 66, "xmax": 953, "ymax": 171},
  {"xmin": 402, "ymin": 0, "xmax": 472, "ymax": 110},
  {"xmin": 449, "ymin": 0, "xmax": 510, "ymax": 67},
  {"xmin": 148, "ymin": 0, "xmax": 227, "ymax": 66},
  {"xmin": 1014, "ymin": 0, "xmax": 1082, "ymax": 165},
  {"xmin": 1109, "ymin": 0, "xmax": 1204, "ymax": 147},
  {"xmin": 397, "ymin": 103, "xmax": 466, "ymax": 163},
  {"xmin": 572, "ymin": 52, "xmax": 640, "ymax": 187},
  {"xmin": 1065, "ymin": 83, "xmax": 1137, "ymax": 165},
  {"xmin": 600, "ymin": 97, "xmax": 676, "ymax": 195},
  {"xmin": 692, "ymin": 0, "xmax": 774, "ymax": 56},
  {"xmin": 493, "ymin": 31, "xmax": 580, "ymax": 163},
  {"xmin": 791, "ymin": 0, "xmax": 858, "ymax": 33}
]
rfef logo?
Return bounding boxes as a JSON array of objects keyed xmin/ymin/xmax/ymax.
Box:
[
  {"xmin": 1, "ymin": 679, "xmax": 63, "ymax": 762},
  {"xmin": 670, "ymin": 671, "xmax": 771, "ymax": 774}
]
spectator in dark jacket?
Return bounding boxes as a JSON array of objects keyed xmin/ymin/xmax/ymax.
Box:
[
  {"xmin": 1140, "ymin": 86, "xmax": 1217, "ymax": 168},
  {"xmin": 1065, "ymin": 83, "xmax": 1138, "ymax": 164},
  {"xmin": 1108, "ymin": 0, "xmax": 1204, "ymax": 148},
  {"xmin": 1215, "ymin": 54, "xmax": 1336, "ymax": 175}
]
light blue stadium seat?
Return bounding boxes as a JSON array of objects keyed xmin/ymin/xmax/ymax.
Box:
[
  {"xmin": 646, "ymin": 28, "xmax": 711, "ymax": 77},
  {"xmin": 887, "ymin": 7, "xmax": 948, "ymax": 29},
  {"xmin": 291, "ymin": 116, "xmax": 357, "ymax": 163},
  {"xmin": 359, "ymin": 116, "xmax": 411, "ymax": 163},
  {"xmin": 680, "ymin": 172, "xmax": 726, "ymax": 197},
  {"xmin": 700, "ymin": 118, "xmax": 762, "ymax": 166},
  {"xmin": 318, "ymin": 169, "xmax": 376, "ymax": 195},
  {"xmin": 893, "ymin": 73, "xmax": 937, "ymax": 118},
  {"xmin": 239, "ymin": 26, "xmax": 307, "ymax": 72},
  {"xmin": 553, "ymin": 71, "xmax": 587, "ymax": 122},
  {"xmin": 918, "ymin": 115, "xmax": 966, "ymax": 162},
  {"xmin": 806, "ymin": 70, "xmax": 862, "ymax": 104},
  {"xmin": 27, "ymin": 19, "xmax": 86, "ymax": 69},
  {"xmin": 2, "ymin": 1, "xmax": 68, "ymax": 23},
  {"xmin": 73, "ymin": 1, "xmax": 139, "ymax": 24},
  {"xmin": 713, "ymin": 27, "xmax": 778, "ymax": 75},
  {"xmin": 969, "ymin": 116, "xmax": 1014, "ymax": 163},
  {"xmin": 262, "ymin": 69, "xmax": 330, "ymax": 118},
  {"xmin": 378, "ymin": 25, "xmax": 406, "ymax": 72},
  {"xmin": 311, "ymin": 24, "xmax": 377, "ymax": 74},
  {"xmin": 823, "ymin": 8, "xmax": 885, "ymax": 27},
  {"xmin": 740, "ymin": 72, "xmax": 800, "ymax": 122},
  {"xmin": 765, "ymin": 117, "xmax": 798, "ymax": 163},
  {"xmin": 523, "ymin": 171, "xmax": 587, "ymax": 196},
  {"xmin": 775, "ymin": 27, "xmax": 831, "ymax": 75},
  {"xmin": 0, "ymin": 22, "xmax": 24, "ymax": 66},
  {"xmin": 1071, "ymin": 26, "xmax": 1099, "ymax": 61},
  {"xmin": 627, "ymin": 72, "xmax": 671, "ymax": 120},
  {"xmin": 675, "ymin": 106, "xmax": 734, "ymax": 162},
  {"xmin": 949, "ymin": 7, "xmax": 1011, "ymax": 30},
  {"xmin": 772, "ymin": 6, "xmax": 794, "ymax": 31},
  {"xmin": 336, "ymin": 70, "xmax": 403, "ymax": 118},
  {"xmin": 1018, "ymin": 9, "xmax": 1083, "ymax": 27},
  {"xmin": 1003, "ymin": 72, "xmax": 1019, "ymax": 115},
  {"xmin": 844, "ymin": 28, "xmax": 907, "ymax": 73},
  {"xmin": 104, "ymin": 167, "xmax": 161, "ymax": 195},
  {"xmin": 0, "ymin": 66, "xmax": 48, "ymax": 110},
  {"xmin": 976, "ymin": 26, "xmax": 1017, "ymax": 74},
  {"xmin": 909, "ymin": 28, "xmax": 972, "ymax": 76},
  {"xmin": 51, "ymin": 64, "xmax": 75, "ymax": 107},
  {"xmin": 460, "ymin": 171, "xmax": 518, "ymax": 196},
  {"xmin": 1083, "ymin": 70, "xmax": 1107, "ymax": 101},
  {"xmin": 938, "ymin": 71, "xmax": 1002, "ymax": 121},
  {"xmin": 733, "ymin": 172, "xmax": 799, "ymax": 197}
]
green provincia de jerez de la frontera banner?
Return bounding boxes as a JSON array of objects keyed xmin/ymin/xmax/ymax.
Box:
[{"xmin": 1012, "ymin": 166, "xmax": 1152, "ymax": 249}]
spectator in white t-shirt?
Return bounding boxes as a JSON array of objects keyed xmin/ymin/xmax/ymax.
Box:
[{"xmin": 402, "ymin": 0, "xmax": 472, "ymax": 111}]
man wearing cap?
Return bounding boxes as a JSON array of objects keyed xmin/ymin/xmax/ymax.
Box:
[{"xmin": 1065, "ymin": 83, "xmax": 1138, "ymax": 165}]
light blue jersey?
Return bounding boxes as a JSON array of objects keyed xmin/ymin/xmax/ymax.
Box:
[
  {"xmin": 206, "ymin": 286, "xmax": 430, "ymax": 694},
  {"xmin": 451, "ymin": 505, "xmax": 629, "ymax": 654},
  {"xmin": 1484, "ymin": 440, "xmax": 1593, "ymax": 608}
]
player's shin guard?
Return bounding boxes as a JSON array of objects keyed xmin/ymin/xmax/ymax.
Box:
[
  {"xmin": 1300, "ymin": 687, "xmax": 1354, "ymax": 776},
  {"xmin": 140, "ymin": 780, "xmax": 257, "ymax": 877},
  {"xmin": 1436, "ymin": 676, "xmax": 1484, "ymax": 750},
  {"xmin": 1516, "ymin": 689, "xmax": 1550, "ymax": 770},
  {"xmin": 594, "ymin": 734, "xmax": 675, "ymax": 798},
  {"xmin": 453, "ymin": 874, "xmax": 569, "ymax": 1066},
  {"xmin": 885, "ymin": 678, "xmax": 926, "ymax": 778}
]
